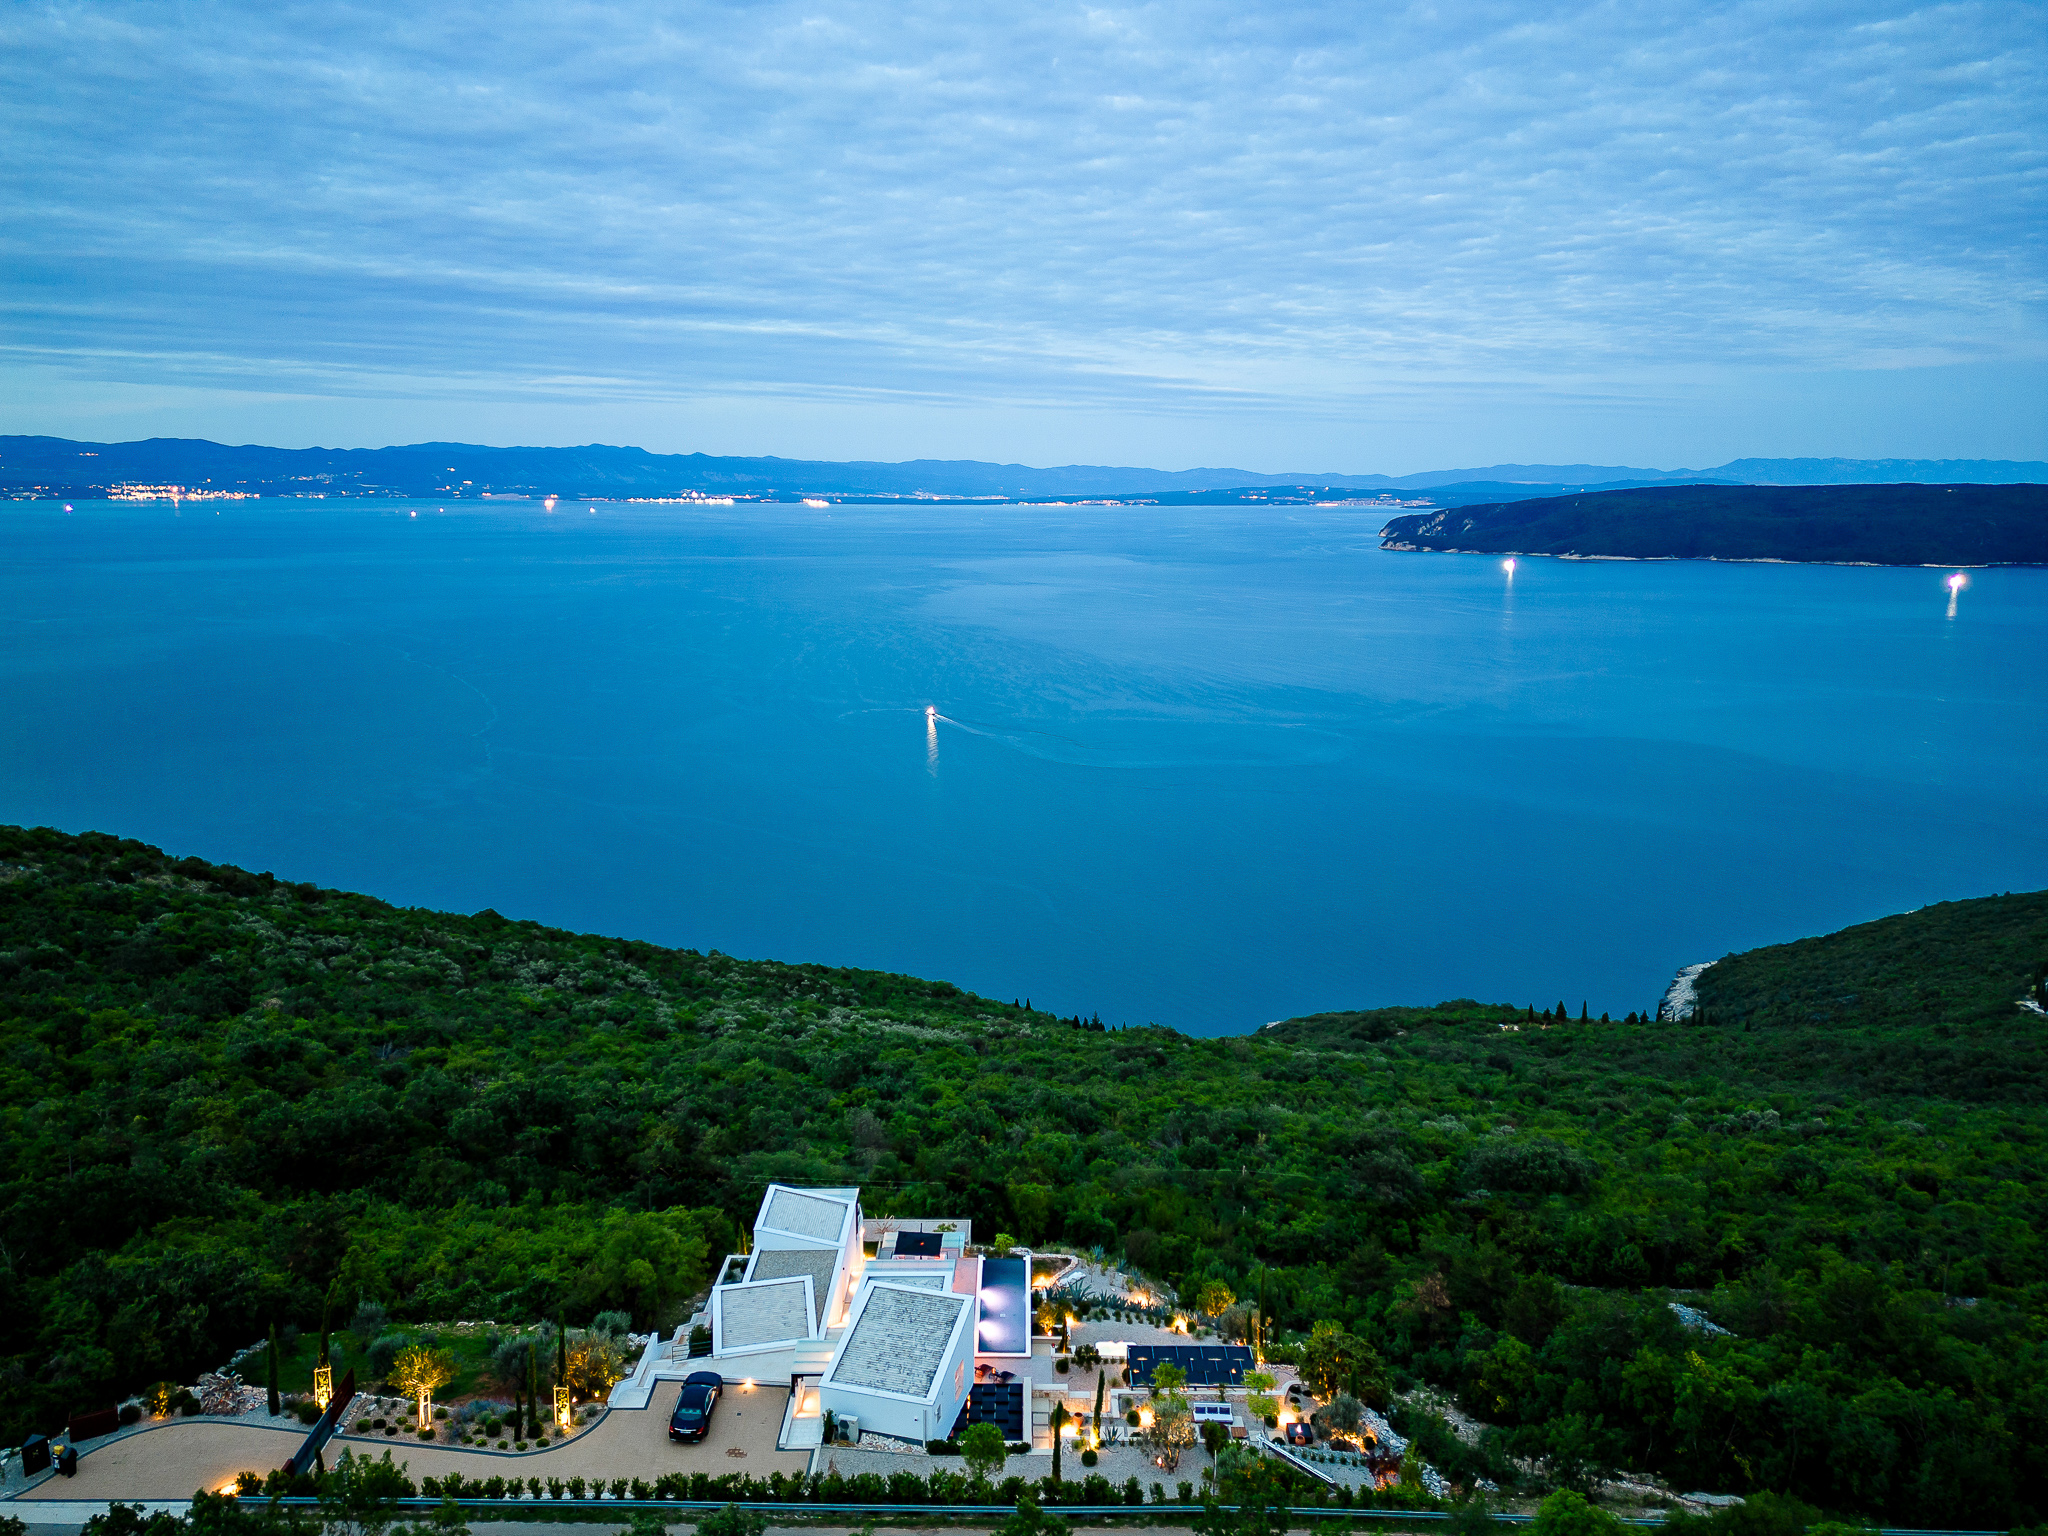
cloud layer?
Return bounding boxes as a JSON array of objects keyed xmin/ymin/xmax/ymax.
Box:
[{"xmin": 1, "ymin": 0, "xmax": 2042, "ymax": 462}]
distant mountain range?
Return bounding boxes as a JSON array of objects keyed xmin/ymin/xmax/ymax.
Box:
[{"xmin": 1, "ymin": 435, "xmax": 2041, "ymax": 503}]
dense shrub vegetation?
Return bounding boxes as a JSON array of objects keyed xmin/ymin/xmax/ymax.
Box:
[{"xmin": 1, "ymin": 825, "xmax": 2043, "ymax": 1526}]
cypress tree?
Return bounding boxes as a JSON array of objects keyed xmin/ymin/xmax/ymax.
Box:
[
  {"xmin": 267, "ymin": 1321, "xmax": 281, "ymax": 1416},
  {"xmin": 557, "ymin": 1313, "xmax": 569, "ymax": 1413},
  {"xmin": 1092, "ymin": 1364, "xmax": 1106, "ymax": 1437},
  {"xmin": 527, "ymin": 1342, "xmax": 541, "ymax": 1438},
  {"xmin": 1580, "ymin": 1001, "xmax": 1588, "ymax": 1021}
]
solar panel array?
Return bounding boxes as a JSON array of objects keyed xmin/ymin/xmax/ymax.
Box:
[
  {"xmin": 950, "ymin": 1381, "xmax": 1027, "ymax": 1440},
  {"xmin": 1126, "ymin": 1344, "xmax": 1255, "ymax": 1386}
]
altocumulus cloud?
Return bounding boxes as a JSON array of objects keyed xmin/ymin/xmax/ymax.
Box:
[{"xmin": 0, "ymin": 0, "xmax": 2041, "ymax": 446}]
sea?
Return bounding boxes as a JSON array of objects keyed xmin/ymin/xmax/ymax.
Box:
[{"xmin": 3, "ymin": 497, "xmax": 2043, "ymax": 1035}]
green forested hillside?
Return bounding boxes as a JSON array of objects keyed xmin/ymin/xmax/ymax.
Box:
[
  {"xmin": 1377, "ymin": 482, "xmax": 2048, "ymax": 564},
  {"xmin": 2, "ymin": 825, "xmax": 2044, "ymax": 1525}
]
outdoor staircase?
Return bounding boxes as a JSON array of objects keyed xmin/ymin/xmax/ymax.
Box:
[{"xmin": 792, "ymin": 1343, "xmax": 834, "ymax": 1375}]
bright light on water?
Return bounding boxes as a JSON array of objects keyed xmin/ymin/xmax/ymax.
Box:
[{"xmin": 1503, "ymin": 558, "xmax": 1516, "ymax": 576}]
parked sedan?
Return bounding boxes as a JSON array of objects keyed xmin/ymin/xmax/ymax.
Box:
[{"xmin": 668, "ymin": 1372, "xmax": 724, "ymax": 1443}]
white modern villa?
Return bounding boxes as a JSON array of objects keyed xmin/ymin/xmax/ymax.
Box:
[{"xmin": 609, "ymin": 1184, "xmax": 1037, "ymax": 1450}]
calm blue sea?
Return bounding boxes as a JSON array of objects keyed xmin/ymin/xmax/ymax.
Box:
[{"xmin": 4, "ymin": 498, "xmax": 2043, "ymax": 1033}]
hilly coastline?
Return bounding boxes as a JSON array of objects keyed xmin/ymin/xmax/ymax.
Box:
[
  {"xmin": 1378, "ymin": 483, "xmax": 2048, "ymax": 565},
  {"xmin": 4, "ymin": 434, "xmax": 2045, "ymax": 504},
  {"xmin": 2, "ymin": 822, "xmax": 2045, "ymax": 1524}
]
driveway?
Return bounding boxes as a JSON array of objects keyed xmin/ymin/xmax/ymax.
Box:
[{"xmin": 14, "ymin": 1382, "xmax": 806, "ymax": 1503}]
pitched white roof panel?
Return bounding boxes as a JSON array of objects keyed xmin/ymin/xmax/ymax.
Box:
[
  {"xmin": 762, "ymin": 1187, "xmax": 851, "ymax": 1243},
  {"xmin": 717, "ymin": 1276, "xmax": 814, "ymax": 1351},
  {"xmin": 746, "ymin": 1246, "xmax": 839, "ymax": 1329},
  {"xmin": 828, "ymin": 1285, "xmax": 969, "ymax": 1399}
]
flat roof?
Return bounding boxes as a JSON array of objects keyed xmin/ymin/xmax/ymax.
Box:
[
  {"xmin": 761, "ymin": 1186, "xmax": 853, "ymax": 1244},
  {"xmin": 828, "ymin": 1284, "xmax": 970, "ymax": 1399},
  {"xmin": 717, "ymin": 1276, "xmax": 814, "ymax": 1351},
  {"xmin": 746, "ymin": 1246, "xmax": 839, "ymax": 1329}
]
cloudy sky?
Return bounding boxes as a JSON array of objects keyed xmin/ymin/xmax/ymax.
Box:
[{"xmin": 2, "ymin": 0, "xmax": 2042, "ymax": 471}]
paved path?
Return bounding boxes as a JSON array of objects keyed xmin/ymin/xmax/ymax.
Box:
[{"xmin": 9, "ymin": 1383, "xmax": 806, "ymax": 1505}]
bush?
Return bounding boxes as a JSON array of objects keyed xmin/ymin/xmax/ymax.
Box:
[
  {"xmin": 118, "ymin": 1404, "xmax": 142, "ymax": 1425},
  {"xmin": 1055, "ymin": 1358, "xmax": 1069, "ymax": 1373},
  {"xmin": 296, "ymin": 1403, "xmax": 321, "ymax": 1425},
  {"xmin": 548, "ymin": 1480, "xmax": 565, "ymax": 1499},
  {"xmin": 1079, "ymin": 1448, "xmax": 1098, "ymax": 1467},
  {"xmin": 591, "ymin": 1310, "xmax": 634, "ymax": 1338},
  {"xmin": 364, "ymin": 1333, "xmax": 411, "ymax": 1383},
  {"xmin": 698, "ymin": 1507, "xmax": 768, "ymax": 1536},
  {"xmin": 1464, "ymin": 1137, "xmax": 1594, "ymax": 1196},
  {"xmin": 433, "ymin": 1406, "xmax": 448, "ymax": 1420},
  {"xmin": 355, "ymin": 1419, "xmax": 372, "ymax": 1433},
  {"xmin": 417, "ymin": 1428, "xmax": 433, "ymax": 1440},
  {"xmin": 1531, "ymin": 1491, "xmax": 1624, "ymax": 1536},
  {"xmin": 1662, "ymin": 1493, "xmax": 1822, "ymax": 1536},
  {"xmin": 927, "ymin": 1439, "xmax": 959, "ymax": 1455},
  {"xmin": 1125, "ymin": 1408, "xmax": 1140, "ymax": 1426},
  {"xmin": 569, "ymin": 1477, "xmax": 587, "ymax": 1498},
  {"xmin": 351, "ymin": 1300, "xmax": 389, "ymax": 1346}
]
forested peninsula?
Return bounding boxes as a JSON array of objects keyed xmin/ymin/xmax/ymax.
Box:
[
  {"xmin": 1378, "ymin": 483, "xmax": 2048, "ymax": 565},
  {"xmin": 3, "ymin": 824, "xmax": 2045, "ymax": 1526}
]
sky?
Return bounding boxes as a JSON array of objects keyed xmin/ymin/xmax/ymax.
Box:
[{"xmin": 2, "ymin": 0, "xmax": 2043, "ymax": 473}]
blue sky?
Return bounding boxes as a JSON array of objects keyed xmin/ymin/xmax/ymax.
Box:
[{"xmin": 2, "ymin": 0, "xmax": 2042, "ymax": 472}]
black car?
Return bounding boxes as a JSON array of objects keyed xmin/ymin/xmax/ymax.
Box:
[{"xmin": 669, "ymin": 1372, "xmax": 723, "ymax": 1443}]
